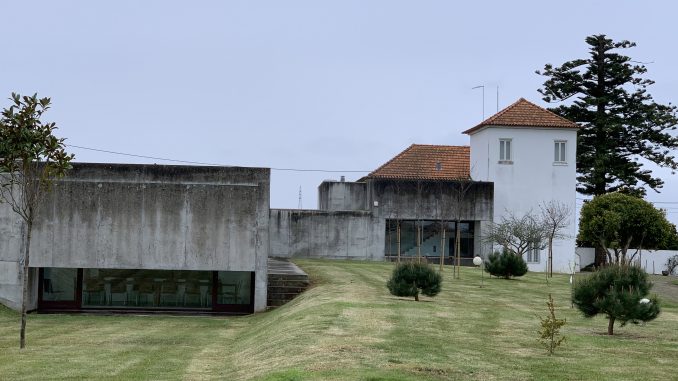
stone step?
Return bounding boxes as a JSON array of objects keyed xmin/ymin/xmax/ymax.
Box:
[
  {"xmin": 268, "ymin": 290, "xmax": 307, "ymax": 298},
  {"xmin": 267, "ymin": 258, "xmax": 310, "ymax": 308},
  {"xmin": 267, "ymin": 280, "xmax": 309, "ymax": 288},
  {"xmin": 268, "ymin": 286, "xmax": 308, "ymax": 294},
  {"xmin": 268, "ymin": 274, "xmax": 309, "ymax": 282}
]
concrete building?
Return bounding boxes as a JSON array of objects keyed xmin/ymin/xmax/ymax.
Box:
[
  {"xmin": 272, "ymin": 98, "xmax": 579, "ymax": 273},
  {"xmin": 270, "ymin": 145, "xmax": 495, "ymax": 265},
  {"xmin": 0, "ymin": 163, "xmax": 270, "ymax": 314},
  {"xmin": 0, "ymin": 97, "xmax": 580, "ymax": 314}
]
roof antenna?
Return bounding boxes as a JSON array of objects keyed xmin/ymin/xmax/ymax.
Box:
[
  {"xmin": 472, "ymin": 85, "xmax": 485, "ymax": 120},
  {"xmin": 496, "ymin": 85, "xmax": 499, "ymax": 113}
]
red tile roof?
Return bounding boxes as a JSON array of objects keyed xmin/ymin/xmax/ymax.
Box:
[
  {"xmin": 462, "ymin": 98, "xmax": 579, "ymax": 135},
  {"xmin": 366, "ymin": 144, "xmax": 470, "ymax": 181}
]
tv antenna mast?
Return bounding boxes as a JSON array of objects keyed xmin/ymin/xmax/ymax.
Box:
[{"xmin": 472, "ymin": 85, "xmax": 485, "ymax": 120}]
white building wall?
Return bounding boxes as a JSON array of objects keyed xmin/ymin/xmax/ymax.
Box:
[
  {"xmin": 576, "ymin": 247, "xmax": 678, "ymax": 275},
  {"xmin": 470, "ymin": 126, "xmax": 578, "ymax": 273}
]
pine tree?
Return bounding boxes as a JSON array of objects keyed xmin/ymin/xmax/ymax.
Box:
[
  {"xmin": 537, "ymin": 34, "xmax": 678, "ymax": 197},
  {"xmin": 537, "ymin": 294, "xmax": 566, "ymax": 355},
  {"xmin": 387, "ymin": 262, "xmax": 442, "ymax": 301},
  {"xmin": 484, "ymin": 249, "xmax": 528, "ymax": 279},
  {"xmin": 572, "ymin": 264, "xmax": 660, "ymax": 335}
]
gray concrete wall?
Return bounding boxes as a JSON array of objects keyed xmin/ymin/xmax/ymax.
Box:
[
  {"xmin": 0, "ymin": 163, "xmax": 270, "ymax": 312},
  {"xmin": 367, "ymin": 179, "xmax": 494, "ymax": 222},
  {"xmin": 272, "ymin": 179, "xmax": 494, "ymax": 262},
  {"xmin": 270, "ymin": 209, "xmax": 384, "ymax": 260},
  {"xmin": 318, "ymin": 181, "xmax": 367, "ymax": 211}
]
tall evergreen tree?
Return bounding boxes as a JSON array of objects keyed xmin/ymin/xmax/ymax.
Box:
[{"xmin": 537, "ymin": 34, "xmax": 678, "ymax": 197}]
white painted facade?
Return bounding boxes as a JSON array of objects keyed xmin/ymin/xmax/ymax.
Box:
[
  {"xmin": 576, "ymin": 247, "xmax": 678, "ymax": 275},
  {"xmin": 468, "ymin": 125, "xmax": 578, "ymax": 273}
]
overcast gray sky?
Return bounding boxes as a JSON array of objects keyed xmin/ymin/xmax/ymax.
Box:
[{"xmin": 2, "ymin": 1, "xmax": 677, "ymax": 223}]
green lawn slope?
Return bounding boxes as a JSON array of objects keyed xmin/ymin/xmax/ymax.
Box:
[{"xmin": 1, "ymin": 260, "xmax": 677, "ymax": 380}]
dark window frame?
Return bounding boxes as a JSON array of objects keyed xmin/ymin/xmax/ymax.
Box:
[{"xmin": 37, "ymin": 268, "xmax": 255, "ymax": 314}]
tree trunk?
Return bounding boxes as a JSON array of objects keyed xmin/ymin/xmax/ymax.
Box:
[
  {"xmin": 414, "ymin": 292, "xmax": 419, "ymax": 302},
  {"xmin": 548, "ymin": 237, "xmax": 553, "ymax": 278},
  {"xmin": 20, "ymin": 218, "xmax": 32, "ymax": 349},
  {"xmin": 607, "ymin": 316, "xmax": 615, "ymax": 335},
  {"xmin": 455, "ymin": 220, "xmax": 461, "ymax": 279},
  {"xmin": 417, "ymin": 224, "xmax": 421, "ymax": 263},
  {"xmin": 595, "ymin": 246, "xmax": 606, "ymax": 267},
  {"xmin": 439, "ymin": 227, "xmax": 445, "ymax": 271},
  {"xmin": 396, "ymin": 222, "xmax": 401, "ymax": 264}
]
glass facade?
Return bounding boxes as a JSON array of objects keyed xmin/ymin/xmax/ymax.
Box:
[
  {"xmin": 42, "ymin": 268, "xmax": 78, "ymax": 302},
  {"xmin": 39, "ymin": 267, "xmax": 254, "ymax": 313},
  {"xmin": 385, "ymin": 219, "xmax": 475, "ymax": 263},
  {"xmin": 82, "ymin": 269, "xmax": 216, "ymax": 309},
  {"xmin": 217, "ymin": 271, "xmax": 252, "ymax": 305}
]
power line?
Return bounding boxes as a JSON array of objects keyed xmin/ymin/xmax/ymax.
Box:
[{"xmin": 67, "ymin": 144, "xmax": 371, "ymax": 173}]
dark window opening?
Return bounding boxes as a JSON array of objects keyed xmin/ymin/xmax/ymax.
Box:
[{"xmin": 38, "ymin": 268, "xmax": 254, "ymax": 314}]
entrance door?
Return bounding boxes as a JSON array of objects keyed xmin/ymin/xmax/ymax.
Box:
[{"xmin": 38, "ymin": 268, "xmax": 81, "ymax": 310}]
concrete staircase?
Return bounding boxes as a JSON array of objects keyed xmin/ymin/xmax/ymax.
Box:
[{"xmin": 267, "ymin": 258, "xmax": 310, "ymax": 308}]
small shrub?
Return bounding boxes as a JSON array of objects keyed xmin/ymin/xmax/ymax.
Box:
[
  {"xmin": 666, "ymin": 255, "xmax": 678, "ymax": 275},
  {"xmin": 537, "ymin": 294, "xmax": 566, "ymax": 355},
  {"xmin": 387, "ymin": 262, "xmax": 442, "ymax": 301},
  {"xmin": 484, "ymin": 249, "xmax": 528, "ymax": 279},
  {"xmin": 573, "ymin": 264, "xmax": 660, "ymax": 335}
]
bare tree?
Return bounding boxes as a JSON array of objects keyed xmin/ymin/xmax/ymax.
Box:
[
  {"xmin": 485, "ymin": 210, "xmax": 548, "ymax": 258},
  {"xmin": 410, "ymin": 180, "xmax": 426, "ymax": 264},
  {"xmin": 0, "ymin": 93, "xmax": 73, "ymax": 349},
  {"xmin": 434, "ymin": 181, "xmax": 451, "ymax": 271},
  {"xmin": 385, "ymin": 180, "xmax": 404, "ymax": 263},
  {"xmin": 450, "ymin": 177, "xmax": 474, "ymax": 279},
  {"xmin": 540, "ymin": 201, "xmax": 572, "ymax": 277}
]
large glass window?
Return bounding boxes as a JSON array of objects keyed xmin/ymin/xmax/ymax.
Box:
[
  {"xmin": 39, "ymin": 267, "xmax": 255, "ymax": 313},
  {"xmin": 384, "ymin": 219, "xmax": 473, "ymax": 262},
  {"xmin": 42, "ymin": 268, "xmax": 77, "ymax": 302},
  {"xmin": 82, "ymin": 269, "xmax": 213, "ymax": 309},
  {"xmin": 217, "ymin": 272, "xmax": 252, "ymax": 305}
]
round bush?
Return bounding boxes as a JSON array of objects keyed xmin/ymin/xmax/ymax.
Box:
[
  {"xmin": 387, "ymin": 262, "xmax": 442, "ymax": 301},
  {"xmin": 484, "ymin": 249, "xmax": 528, "ymax": 279}
]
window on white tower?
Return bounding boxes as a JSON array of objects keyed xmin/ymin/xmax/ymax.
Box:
[
  {"xmin": 526, "ymin": 242, "xmax": 541, "ymax": 263},
  {"xmin": 499, "ymin": 139, "xmax": 512, "ymax": 162},
  {"xmin": 554, "ymin": 141, "xmax": 566, "ymax": 163}
]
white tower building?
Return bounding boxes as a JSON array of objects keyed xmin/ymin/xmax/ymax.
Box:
[{"xmin": 463, "ymin": 98, "xmax": 580, "ymax": 273}]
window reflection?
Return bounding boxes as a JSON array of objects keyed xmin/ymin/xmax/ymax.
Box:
[
  {"xmin": 217, "ymin": 272, "xmax": 252, "ymax": 305},
  {"xmin": 42, "ymin": 268, "xmax": 77, "ymax": 301},
  {"xmin": 82, "ymin": 269, "xmax": 213, "ymax": 309}
]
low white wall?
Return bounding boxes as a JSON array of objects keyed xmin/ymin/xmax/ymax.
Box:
[
  {"xmin": 575, "ymin": 247, "xmax": 595, "ymax": 271},
  {"xmin": 576, "ymin": 247, "xmax": 678, "ymax": 275}
]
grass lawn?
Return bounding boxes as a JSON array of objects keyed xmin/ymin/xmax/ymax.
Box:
[{"xmin": 1, "ymin": 260, "xmax": 677, "ymax": 381}]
